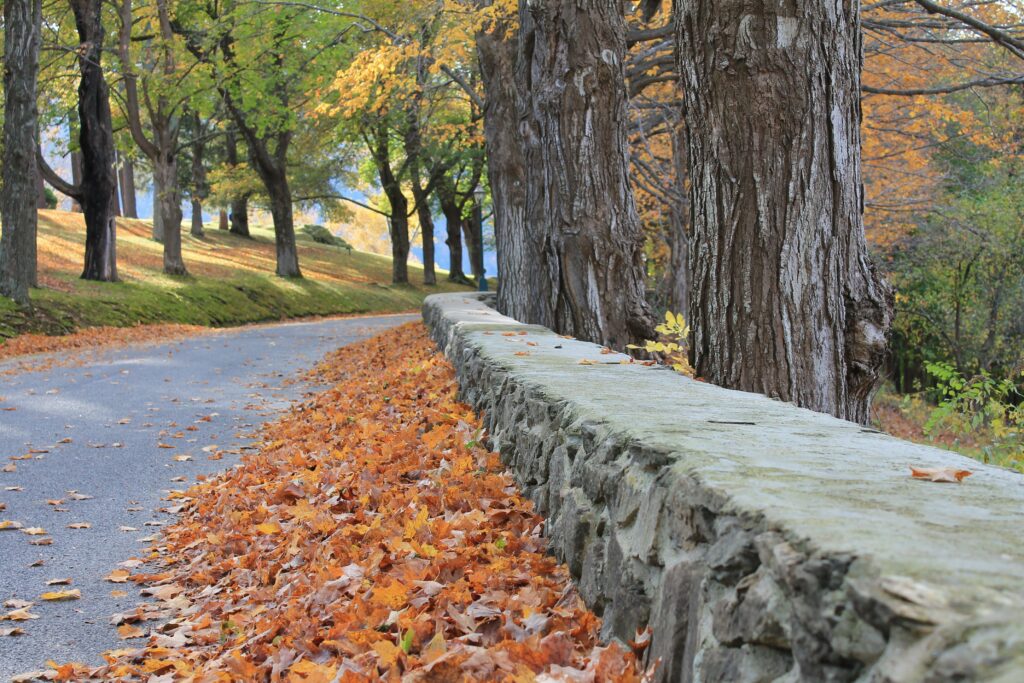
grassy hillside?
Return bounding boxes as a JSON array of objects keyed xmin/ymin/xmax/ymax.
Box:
[{"xmin": 0, "ymin": 210, "xmax": 470, "ymax": 340}]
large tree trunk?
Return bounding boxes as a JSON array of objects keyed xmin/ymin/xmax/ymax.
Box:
[
  {"xmin": 191, "ymin": 199, "xmax": 204, "ymax": 237},
  {"xmin": 418, "ymin": 202, "xmax": 437, "ymax": 286},
  {"xmin": 514, "ymin": 0, "xmax": 654, "ymax": 348},
  {"xmin": 388, "ymin": 211, "xmax": 411, "ymax": 285},
  {"xmin": 368, "ymin": 121, "xmax": 410, "ymax": 284},
  {"xmin": 225, "ymin": 131, "xmax": 251, "ymax": 238},
  {"xmin": 477, "ymin": 17, "xmax": 538, "ymax": 316},
  {"xmin": 0, "ymin": 0, "xmax": 42, "ymax": 304},
  {"xmin": 71, "ymin": 0, "xmax": 118, "ymax": 282},
  {"xmin": 462, "ymin": 204, "xmax": 483, "ymax": 284},
  {"xmin": 152, "ymin": 157, "xmax": 186, "ymax": 274},
  {"xmin": 675, "ymin": 0, "xmax": 893, "ymax": 424},
  {"xmin": 218, "ymin": 209, "xmax": 229, "ymax": 231},
  {"xmin": 229, "ymin": 197, "xmax": 250, "ymax": 237},
  {"xmin": 70, "ymin": 149, "xmax": 83, "ymax": 213},
  {"xmin": 438, "ymin": 183, "xmax": 468, "ymax": 283},
  {"xmin": 190, "ymin": 117, "xmax": 207, "ymax": 237},
  {"xmin": 36, "ymin": 172, "xmax": 49, "ymax": 210},
  {"xmin": 119, "ymin": 155, "xmax": 138, "ymax": 218},
  {"xmin": 266, "ymin": 174, "xmax": 301, "ymax": 278}
]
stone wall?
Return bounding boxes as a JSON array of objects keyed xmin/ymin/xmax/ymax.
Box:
[{"xmin": 424, "ymin": 293, "xmax": 1024, "ymax": 683}]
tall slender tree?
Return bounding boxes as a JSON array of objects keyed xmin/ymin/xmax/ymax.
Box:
[
  {"xmin": 0, "ymin": 0, "xmax": 43, "ymax": 304},
  {"xmin": 117, "ymin": 0, "xmax": 188, "ymax": 274},
  {"xmin": 39, "ymin": 0, "xmax": 119, "ymax": 282}
]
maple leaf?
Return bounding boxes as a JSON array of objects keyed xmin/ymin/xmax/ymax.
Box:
[
  {"xmin": 910, "ymin": 466, "xmax": 973, "ymax": 483},
  {"xmin": 105, "ymin": 569, "xmax": 131, "ymax": 583}
]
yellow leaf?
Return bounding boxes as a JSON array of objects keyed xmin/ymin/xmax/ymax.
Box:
[
  {"xmin": 256, "ymin": 521, "xmax": 282, "ymax": 535},
  {"xmin": 372, "ymin": 639, "xmax": 402, "ymax": 668},
  {"xmin": 40, "ymin": 589, "xmax": 81, "ymax": 601}
]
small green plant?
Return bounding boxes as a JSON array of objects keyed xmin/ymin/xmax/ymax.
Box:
[
  {"xmin": 924, "ymin": 361, "xmax": 1023, "ymax": 470},
  {"xmin": 628, "ymin": 311, "xmax": 693, "ymax": 376},
  {"xmin": 302, "ymin": 224, "xmax": 353, "ymax": 253}
]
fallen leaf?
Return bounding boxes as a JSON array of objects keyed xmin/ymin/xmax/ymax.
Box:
[
  {"xmin": 45, "ymin": 578, "xmax": 72, "ymax": 586},
  {"xmin": 21, "ymin": 527, "xmax": 47, "ymax": 536},
  {"xmin": 3, "ymin": 608, "xmax": 40, "ymax": 620},
  {"xmin": 40, "ymin": 589, "xmax": 81, "ymax": 601},
  {"xmin": 0, "ymin": 627, "xmax": 25, "ymax": 636},
  {"xmin": 67, "ymin": 522, "xmax": 92, "ymax": 529},
  {"xmin": 117, "ymin": 624, "xmax": 146, "ymax": 639},
  {"xmin": 910, "ymin": 466, "xmax": 973, "ymax": 483},
  {"xmin": 0, "ymin": 520, "xmax": 24, "ymax": 530},
  {"xmin": 255, "ymin": 521, "xmax": 282, "ymax": 535},
  {"xmin": 105, "ymin": 570, "xmax": 131, "ymax": 583}
]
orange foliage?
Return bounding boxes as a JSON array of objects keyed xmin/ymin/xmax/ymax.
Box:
[{"xmin": 59, "ymin": 324, "xmax": 646, "ymax": 681}]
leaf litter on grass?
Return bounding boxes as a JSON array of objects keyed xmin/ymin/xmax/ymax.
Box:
[{"xmin": 39, "ymin": 323, "xmax": 646, "ymax": 682}]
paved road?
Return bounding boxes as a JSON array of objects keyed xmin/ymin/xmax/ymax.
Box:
[{"xmin": 0, "ymin": 314, "xmax": 416, "ymax": 679}]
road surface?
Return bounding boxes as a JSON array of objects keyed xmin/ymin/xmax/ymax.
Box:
[{"xmin": 0, "ymin": 314, "xmax": 416, "ymax": 679}]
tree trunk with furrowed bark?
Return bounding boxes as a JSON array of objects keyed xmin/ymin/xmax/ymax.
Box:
[
  {"xmin": 675, "ymin": 0, "xmax": 893, "ymax": 423},
  {"xmin": 509, "ymin": 0, "xmax": 654, "ymax": 349},
  {"xmin": 71, "ymin": 0, "xmax": 118, "ymax": 282},
  {"xmin": 1, "ymin": 0, "xmax": 42, "ymax": 304}
]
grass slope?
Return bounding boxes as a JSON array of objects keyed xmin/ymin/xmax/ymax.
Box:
[{"xmin": 0, "ymin": 210, "xmax": 470, "ymax": 340}]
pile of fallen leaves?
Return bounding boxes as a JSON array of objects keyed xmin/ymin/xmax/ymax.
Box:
[
  {"xmin": 46, "ymin": 323, "xmax": 644, "ymax": 682},
  {"xmin": 0, "ymin": 324, "xmax": 206, "ymax": 370}
]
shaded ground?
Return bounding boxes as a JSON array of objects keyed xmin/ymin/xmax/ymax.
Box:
[{"xmin": 0, "ymin": 314, "xmax": 416, "ymax": 679}]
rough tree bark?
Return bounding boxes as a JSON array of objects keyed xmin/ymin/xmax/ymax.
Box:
[
  {"xmin": 119, "ymin": 0, "xmax": 186, "ymax": 274},
  {"xmin": 367, "ymin": 121, "xmax": 410, "ymax": 284},
  {"xmin": 462, "ymin": 205, "xmax": 483, "ymax": 284},
  {"xmin": 225, "ymin": 131, "xmax": 251, "ymax": 238},
  {"xmin": 119, "ymin": 155, "xmax": 138, "ymax": 218},
  {"xmin": 675, "ymin": 0, "xmax": 894, "ymax": 423},
  {"xmin": 438, "ymin": 178, "xmax": 468, "ymax": 283},
  {"xmin": 476, "ymin": 13, "xmax": 541, "ymax": 319},
  {"xmin": 510, "ymin": 0, "xmax": 654, "ymax": 348},
  {"xmin": 190, "ymin": 113, "xmax": 208, "ymax": 237},
  {"xmin": 71, "ymin": 0, "xmax": 118, "ymax": 282},
  {"xmin": 0, "ymin": 0, "xmax": 42, "ymax": 304}
]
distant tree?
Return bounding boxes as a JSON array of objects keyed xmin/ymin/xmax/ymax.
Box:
[
  {"xmin": 116, "ymin": 0, "xmax": 190, "ymax": 274},
  {"xmin": 38, "ymin": 0, "xmax": 119, "ymax": 282}
]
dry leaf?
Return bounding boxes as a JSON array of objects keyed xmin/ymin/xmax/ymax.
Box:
[
  {"xmin": 40, "ymin": 589, "xmax": 81, "ymax": 601},
  {"xmin": 67, "ymin": 522, "xmax": 92, "ymax": 529},
  {"xmin": 910, "ymin": 466, "xmax": 973, "ymax": 483},
  {"xmin": 105, "ymin": 570, "xmax": 131, "ymax": 583}
]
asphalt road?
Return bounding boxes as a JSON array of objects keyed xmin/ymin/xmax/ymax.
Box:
[{"xmin": 0, "ymin": 314, "xmax": 416, "ymax": 679}]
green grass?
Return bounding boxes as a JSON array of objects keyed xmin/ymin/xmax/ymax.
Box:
[{"xmin": 0, "ymin": 210, "xmax": 472, "ymax": 341}]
